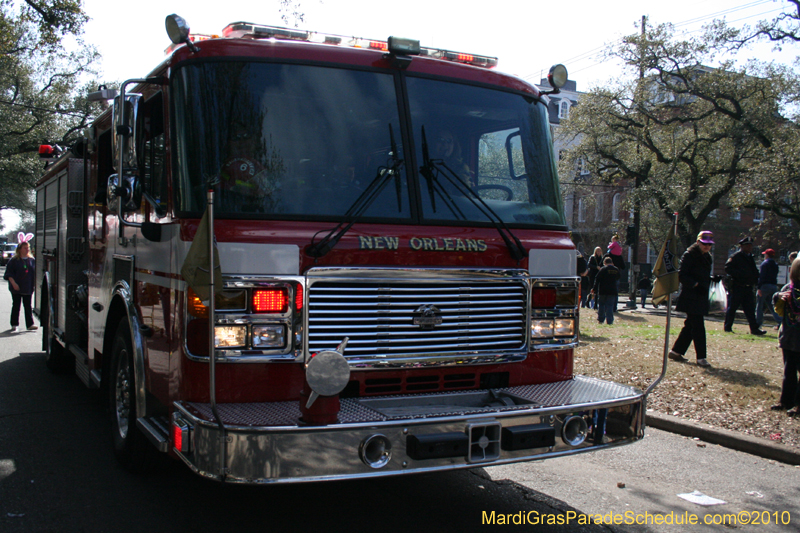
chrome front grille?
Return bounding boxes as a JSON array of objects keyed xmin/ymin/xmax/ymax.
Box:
[{"xmin": 307, "ymin": 277, "xmax": 527, "ymax": 360}]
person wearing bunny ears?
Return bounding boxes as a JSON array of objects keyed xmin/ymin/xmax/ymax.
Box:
[{"xmin": 4, "ymin": 233, "xmax": 36, "ymax": 333}]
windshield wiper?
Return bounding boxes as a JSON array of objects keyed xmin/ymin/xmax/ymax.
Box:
[
  {"xmin": 419, "ymin": 127, "xmax": 464, "ymax": 219},
  {"xmin": 306, "ymin": 125, "xmax": 404, "ymax": 258},
  {"xmin": 419, "ymin": 127, "xmax": 527, "ymax": 261}
]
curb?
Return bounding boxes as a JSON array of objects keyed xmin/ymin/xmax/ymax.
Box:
[{"xmin": 646, "ymin": 411, "xmax": 800, "ymax": 466}]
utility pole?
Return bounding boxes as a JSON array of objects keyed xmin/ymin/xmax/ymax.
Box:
[{"xmin": 627, "ymin": 15, "xmax": 646, "ymax": 308}]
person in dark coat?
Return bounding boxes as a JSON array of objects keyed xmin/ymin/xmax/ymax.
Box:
[
  {"xmin": 771, "ymin": 258, "xmax": 800, "ymax": 415},
  {"xmin": 723, "ymin": 236, "xmax": 766, "ymax": 335},
  {"xmin": 586, "ymin": 247, "xmax": 604, "ymax": 309},
  {"xmin": 757, "ymin": 248, "xmax": 781, "ymax": 329},
  {"xmin": 637, "ymin": 276, "xmax": 652, "ymax": 308},
  {"xmin": 592, "ymin": 256, "xmax": 620, "ymax": 325},
  {"xmin": 603, "ymin": 238, "xmax": 626, "ymax": 312},
  {"xmin": 577, "ymin": 251, "xmax": 590, "ymax": 308},
  {"xmin": 669, "ymin": 231, "xmax": 717, "ymax": 367}
]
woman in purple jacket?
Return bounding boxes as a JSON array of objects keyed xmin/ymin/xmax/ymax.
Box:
[{"xmin": 4, "ymin": 241, "xmax": 37, "ymax": 332}]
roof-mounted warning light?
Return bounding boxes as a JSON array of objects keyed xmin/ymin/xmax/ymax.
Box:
[
  {"xmin": 220, "ymin": 22, "xmax": 498, "ymax": 69},
  {"xmin": 164, "ymin": 33, "xmax": 217, "ymax": 55},
  {"xmin": 39, "ymin": 145, "xmax": 63, "ymax": 159},
  {"xmin": 87, "ymin": 84, "xmax": 118, "ymax": 111},
  {"xmin": 541, "ymin": 64, "xmax": 568, "ymax": 95},
  {"xmin": 39, "ymin": 145, "xmax": 64, "ymax": 168},
  {"xmin": 388, "ymin": 36, "xmax": 420, "ymax": 56},
  {"xmin": 385, "ymin": 36, "xmax": 420, "ymax": 69}
]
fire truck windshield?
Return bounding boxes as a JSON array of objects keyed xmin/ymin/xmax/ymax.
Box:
[{"xmin": 172, "ymin": 61, "xmax": 565, "ymax": 228}]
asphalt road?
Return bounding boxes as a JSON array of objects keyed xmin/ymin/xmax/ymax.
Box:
[
  {"xmin": 0, "ymin": 276, "xmax": 607, "ymax": 533},
  {"xmin": 1, "ymin": 275, "xmax": 798, "ymax": 532}
]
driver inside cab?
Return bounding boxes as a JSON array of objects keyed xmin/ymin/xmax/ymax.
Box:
[{"xmin": 434, "ymin": 129, "xmax": 475, "ymax": 189}]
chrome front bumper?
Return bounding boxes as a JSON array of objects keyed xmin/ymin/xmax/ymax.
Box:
[{"xmin": 172, "ymin": 375, "xmax": 644, "ymax": 484}]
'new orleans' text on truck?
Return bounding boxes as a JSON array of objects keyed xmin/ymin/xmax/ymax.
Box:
[{"xmin": 34, "ymin": 15, "xmax": 654, "ymax": 484}]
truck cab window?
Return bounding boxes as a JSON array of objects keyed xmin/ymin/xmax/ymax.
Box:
[
  {"xmin": 173, "ymin": 63, "xmax": 410, "ymax": 221},
  {"xmin": 408, "ymin": 77, "xmax": 565, "ymax": 227},
  {"xmin": 138, "ymin": 92, "xmax": 167, "ymax": 212},
  {"xmin": 95, "ymin": 129, "xmax": 113, "ymax": 203}
]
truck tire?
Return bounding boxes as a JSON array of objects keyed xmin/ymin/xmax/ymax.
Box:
[
  {"xmin": 109, "ymin": 318, "xmax": 158, "ymax": 472},
  {"xmin": 43, "ymin": 287, "xmax": 73, "ymax": 374}
]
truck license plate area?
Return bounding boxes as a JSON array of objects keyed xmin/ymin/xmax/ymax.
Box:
[
  {"xmin": 405, "ymin": 421, "xmax": 503, "ymax": 463},
  {"xmin": 467, "ymin": 422, "xmax": 501, "ymax": 462},
  {"xmin": 358, "ymin": 390, "xmax": 535, "ymax": 418}
]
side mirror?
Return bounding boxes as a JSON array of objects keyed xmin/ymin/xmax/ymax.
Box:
[
  {"xmin": 505, "ymin": 131, "xmax": 525, "ymax": 179},
  {"xmin": 107, "ymin": 174, "xmax": 121, "ymax": 212},
  {"xmin": 112, "ymin": 94, "xmax": 142, "ymax": 172},
  {"xmin": 107, "ymin": 173, "xmax": 141, "ymax": 213}
]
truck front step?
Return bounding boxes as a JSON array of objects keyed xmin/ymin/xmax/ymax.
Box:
[{"xmin": 137, "ymin": 416, "xmax": 170, "ymax": 453}]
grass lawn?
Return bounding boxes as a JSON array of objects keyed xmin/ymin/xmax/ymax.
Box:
[{"xmin": 576, "ymin": 307, "xmax": 798, "ymax": 448}]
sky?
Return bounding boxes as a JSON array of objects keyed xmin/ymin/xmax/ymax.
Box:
[
  {"xmin": 2, "ymin": 0, "xmax": 796, "ymax": 233},
  {"xmin": 78, "ymin": 0, "xmax": 795, "ymax": 87}
]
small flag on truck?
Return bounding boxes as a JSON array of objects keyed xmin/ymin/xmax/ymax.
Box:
[{"xmin": 180, "ymin": 207, "xmax": 223, "ymax": 304}]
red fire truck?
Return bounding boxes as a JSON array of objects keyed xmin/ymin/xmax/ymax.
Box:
[{"xmin": 34, "ymin": 15, "xmax": 647, "ymax": 483}]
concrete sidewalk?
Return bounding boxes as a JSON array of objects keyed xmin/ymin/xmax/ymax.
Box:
[{"xmin": 646, "ymin": 411, "xmax": 800, "ymax": 465}]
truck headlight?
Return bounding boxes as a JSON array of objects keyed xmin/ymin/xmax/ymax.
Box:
[
  {"xmin": 531, "ymin": 320, "xmax": 554, "ymax": 338},
  {"xmin": 215, "ymin": 325, "xmax": 247, "ymax": 348},
  {"xmin": 554, "ymin": 318, "xmax": 575, "ymax": 337},
  {"xmin": 252, "ymin": 325, "xmax": 286, "ymax": 349},
  {"xmin": 532, "ymin": 318, "xmax": 575, "ymax": 338}
]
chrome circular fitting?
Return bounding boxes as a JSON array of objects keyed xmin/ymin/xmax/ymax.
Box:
[
  {"xmin": 359, "ymin": 434, "xmax": 392, "ymax": 469},
  {"xmin": 561, "ymin": 415, "xmax": 589, "ymax": 447}
]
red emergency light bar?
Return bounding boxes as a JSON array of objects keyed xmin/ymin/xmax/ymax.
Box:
[
  {"xmin": 164, "ymin": 33, "xmax": 219, "ymax": 54},
  {"xmin": 220, "ymin": 22, "xmax": 498, "ymax": 69}
]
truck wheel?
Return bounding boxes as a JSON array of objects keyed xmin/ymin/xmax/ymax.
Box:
[
  {"xmin": 44, "ymin": 289, "xmax": 73, "ymax": 374},
  {"xmin": 109, "ymin": 318, "xmax": 157, "ymax": 472}
]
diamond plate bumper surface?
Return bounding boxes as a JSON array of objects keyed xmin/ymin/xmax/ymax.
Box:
[{"xmin": 181, "ymin": 375, "xmax": 638, "ymax": 427}]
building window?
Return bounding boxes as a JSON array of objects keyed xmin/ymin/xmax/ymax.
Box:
[
  {"xmin": 730, "ymin": 209, "xmax": 741, "ymax": 221},
  {"xmin": 578, "ymin": 198, "xmax": 586, "ymax": 222},
  {"xmin": 594, "ymin": 200, "xmax": 601, "ymax": 221},
  {"xmin": 611, "ymin": 193, "xmax": 621, "ymax": 221},
  {"xmin": 559, "ymin": 100, "xmax": 570, "ymax": 119},
  {"xmin": 708, "ymin": 209, "xmax": 717, "ymax": 218},
  {"xmin": 578, "ymin": 157, "xmax": 590, "ymax": 175},
  {"xmin": 753, "ymin": 208, "xmax": 764, "ymax": 223}
]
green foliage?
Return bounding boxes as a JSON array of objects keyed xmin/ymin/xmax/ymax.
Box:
[{"xmin": 0, "ymin": 1, "xmax": 104, "ymax": 214}]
